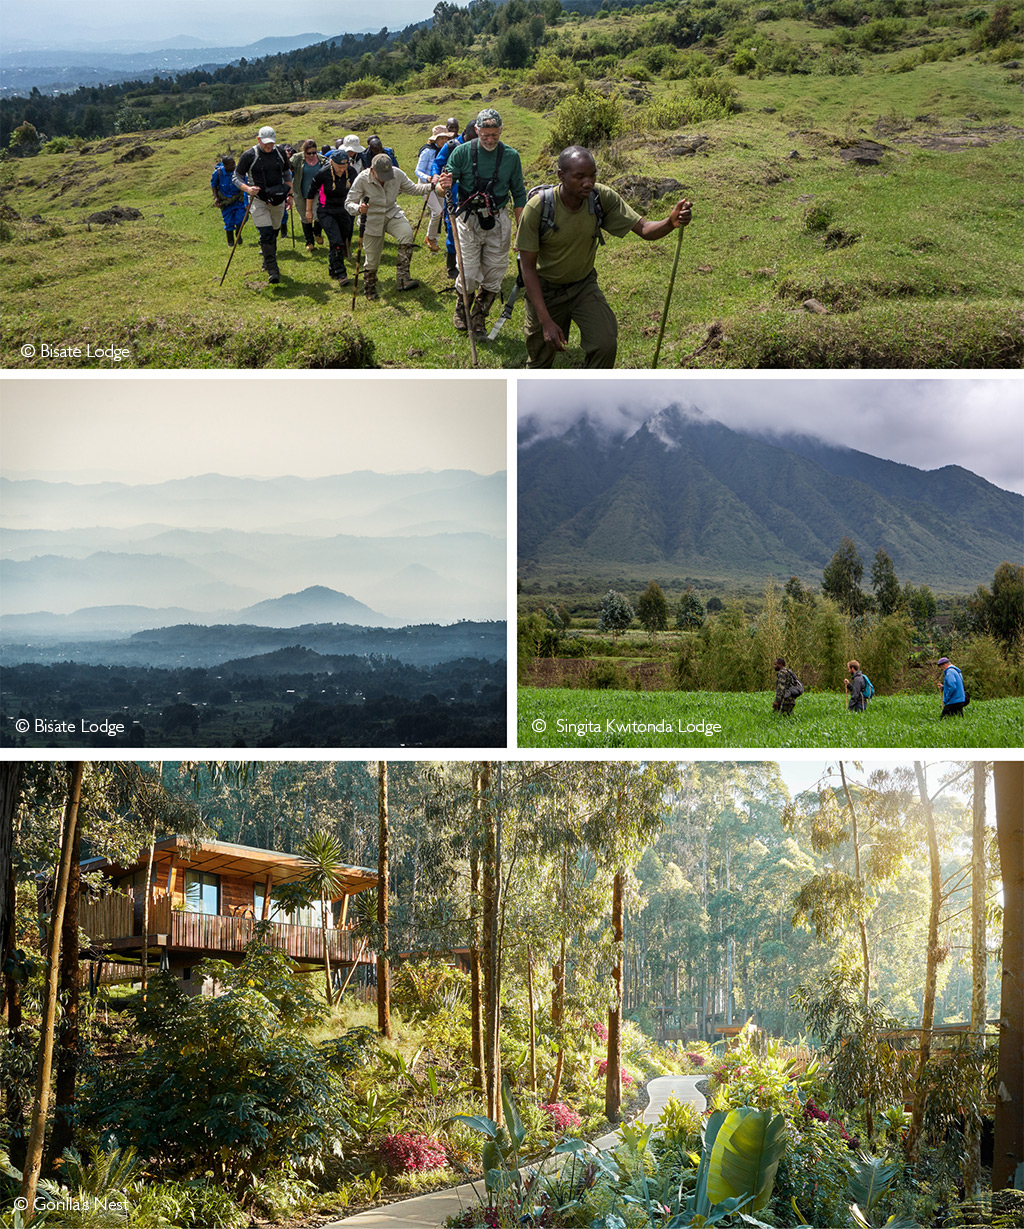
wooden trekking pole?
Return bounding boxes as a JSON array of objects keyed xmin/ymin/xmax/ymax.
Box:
[
  {"xmin": 289, "ymin": 200, "xmax": 296, "ymax": 248},
  {"xmin": 219, "ymin": 196, "xmax": 253, "ymax": 287},
  {"xmin": 652, "ymin": 209, "xmax": 688, "ymax": 368},
  {"xmin": 444, "ymin": 189, "xmax": 478, "ymax": 367},
  {"xmin": 350, "ymin": 197, "xmax": 369, "ymax": 310},
  {"xmin": 411, "ymin": 192, "xmax": 431, "ymax": 246}
]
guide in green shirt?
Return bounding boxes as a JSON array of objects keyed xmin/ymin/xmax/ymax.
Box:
[{"xmin": 518, "ymin": 145, "xmax": 693, "ymax": 368}]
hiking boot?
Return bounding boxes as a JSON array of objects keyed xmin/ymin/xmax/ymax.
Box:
[
  {"xmin": 328, "ymin": 244, "xmax": 347, "ymax": 282},
  {"xmin": 337, "ymin": 274, "xmax": 351, "ymax": 287},
  {"xmin": 315, "ymin": 232, "xmax": 325, "ymax": 246},
  {"xmin": 226, "ymin": 230, "xmax": 236, "ymax": 247},
  {"xmin": 306, "ymin": 242, "xmax": 316, "ymax": 253},
  {"xmin": 425, "ymin": 237, "xmax": 439, "ymax": 253},
  {"xmin": 363, "ymin": 268, "xmax": 378, "ymax": 300},
  {"xmin": 453, "ymin": 291, "xmax": 475, "ymax": 331},
  {"xmin": 396, "ymin": 243, "xmax": 419, "ymax": 292},
  {"xmin": 470, "ymin": 289, "xmax": 497, "ymax": 335},
  {"xmin": 260, "ymin": 237, "xmax": 281, "ymax": 284},
  {"xmin": 446, "ymin": 249, "xmax": 458, "ymax": 279}
]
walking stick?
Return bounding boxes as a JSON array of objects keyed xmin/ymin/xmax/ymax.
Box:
[
  {"xmin": 652, "ymin": 212, "xmax": 687, "ymax": 369},
  {"xmin": 219, "ymin": 196, "xmax": 253, "ymax": 287},
  {"xmin": 290, "ymin": 201, "xmax": 296, "ymax": 248},
  {"xmin": 444, "ymin": 189, "xmax": 478, "ymax": 367},
  {"xmin": 350, "ymin": 198, "xmax": 369, "ymax": 311},
  {"xmin": 411, "ymin": 192, "xmax": 431, "ymax": 246}
]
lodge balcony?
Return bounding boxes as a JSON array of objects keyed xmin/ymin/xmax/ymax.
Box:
[{"xmin": 80, "ymin": 890, "xmax": 374, "ymax": 968}]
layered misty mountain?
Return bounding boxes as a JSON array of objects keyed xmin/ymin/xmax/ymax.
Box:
[
  {"xmin": 1, "ymin": 469, "xmax": 506, "ymax": 634},
  {"xmin": 518, "ymin": 406, "xmax": 1021, "ymax": 589}
]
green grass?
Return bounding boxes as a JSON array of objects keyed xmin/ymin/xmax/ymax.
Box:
[
  {"xmin": 1, "ymin": 32, "xmax": 1021, "ymax": 369},
  {"xmin": 518, "ymin": 687, "xmax": 1022, "ymax": 747}
]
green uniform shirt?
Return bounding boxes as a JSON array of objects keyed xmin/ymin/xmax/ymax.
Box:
[
  {"xmin": 446, "ymin": 140, "xmax": 527, "ymax": 209},
  {"xmin": 517, "ymin": 184, "xmax": 641, "ymax": 285}
]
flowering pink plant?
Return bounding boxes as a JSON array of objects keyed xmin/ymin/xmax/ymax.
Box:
[
  {"xmin": 596, "ymin": 1060, "xmax": 634, "ymax": 1086},
  {"xmin": 380, "ymin": 1131, "xmax": 448, "ymax": 1172},
  {"xmin": 541, "ymin": 1102, "xmax": 583, "ymax": 1132},
  {"xmin": 591, "ymin": 1021, "xmax": 609, "ymax": 1042},
  {"xmin": 686, "ymin": 1053, "xmax": 706, "ymax": 1067}
]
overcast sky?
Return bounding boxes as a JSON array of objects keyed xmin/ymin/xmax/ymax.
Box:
[
  {"xmin": 4, "ymin": 3, "xmax": 433, "ymax": 48},
  {"xmin": 518, "ymin": 377, "xmax": 1024, "ymax": 495},
  {"xmin": 1, "ymin": 378, "xmax": 506, "ymax": 483}
]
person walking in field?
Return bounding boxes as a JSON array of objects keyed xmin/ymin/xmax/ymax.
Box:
[
  {"xmin": 772, "ymin": 657, "xmax": 803, "ymax": 715},
  {"xmin": 345, "ymin": 153, "xmax": 438, "ymax": 299},
  {"xmin": 290, "ymin": 140, "xmax": 325, "ymax": 252},
  {"xmin": 936, "ymin": 655, "xmax": 968, "ymax": 717},
  {"xmin": 210, "ymin": 155, "xmax": 247, "ymax": 247},
  {"xmin": 307, "ymin": 149, "xmax": 358, "ymax": 288},
  {"xmin": 232, "ymin": 126, "xmax": 293, "ymax": 284},
  {"xmin": 415, "ymin": 125, "xmax": 450, "ymax": 253},
  {"xmin": 845, "ymin": 660, "xmax": 868, "ymax": 712},
  {"xmin": 517, "ymin": 145, "xmax": 693, "ymax": 368},
  {"xmin": 437, "ymin": 107, "xmax": 527, "ymax": 336}
]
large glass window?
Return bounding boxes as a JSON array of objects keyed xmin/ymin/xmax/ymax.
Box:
[
  {"xmin": 184, "ymin": 870, "xmax": 219, "ymax": 915},
  {"xmin": 253, "ymin": 884, "xmax": 327, "ymax": 928}
]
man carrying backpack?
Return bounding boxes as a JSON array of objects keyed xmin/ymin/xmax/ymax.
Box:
[
  {"xmin": 845, "ymin": 660, "xmax": 871, "ymax": 712},
  {"xmin": 773, "ymin": 658, "xmax": 803, "ymax": 716},
  {"xmin": 437, "ymin": 108, "xmax": 526, "ymax": 336},
  {"xmin": 517, "ymin": 145, "xmax": 693, "ymax": 368},
  {"xmin": 936, "ymin": 656, "xmax": 968, "ymax": 717},
  {"xmin": 210, "ymin": 155, "xmax": 246, "ymax": 246},
  {"xmin": 233, "ymin": 126, "xmax": 293, "ymax": 284}
]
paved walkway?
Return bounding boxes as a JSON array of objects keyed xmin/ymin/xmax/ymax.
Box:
[{"xmin": 325, "ymin": 1075, "xmax": 706, "ymax": 1228}]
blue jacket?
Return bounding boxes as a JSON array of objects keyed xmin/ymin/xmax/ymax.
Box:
[
  {"xmin": 211, "ymin": 164, "xmax": 240, "ymax": 203},
  {"xmin": 942, "ymin": 664, "xmax": 966, "ymax": 705}
]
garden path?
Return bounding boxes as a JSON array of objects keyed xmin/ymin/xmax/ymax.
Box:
[{"xmin": 324, "ymin": 1074, "xmax": 707, "ymax": 1229}]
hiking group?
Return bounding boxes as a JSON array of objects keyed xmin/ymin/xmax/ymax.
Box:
[
  {"xmin": 772, "ymin": 656, "xmax": 968, "ymax": 719},
  {"xmin": 212, "ymin": 107, "xmax": 693, "ymax": 367}
]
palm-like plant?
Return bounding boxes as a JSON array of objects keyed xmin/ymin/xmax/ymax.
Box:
[{"xmin": 299, "ymin": 831, "xmax": 348, "ymax": 1006}]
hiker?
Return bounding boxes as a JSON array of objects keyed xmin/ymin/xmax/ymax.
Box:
[
  {"xmin": 308, "ymin": 149, "xmax": 358, "ymax": 288},
  {"xmin": 415, "ymin": 125, "xmax": 450, "ymax": 253},
  {"xmin": 437, "ymin": 107, "xmax": 526, "ymax": 336},
  {"xmin": 290, "ymin": 140, "xmax": 325, "ymax": 252},
  {"xmin": 431, "ymin": 120, "xmax": 476, "ymax": 280},
  {"xmin": 233, "ymin": 126, "xmax": 293, "ymax": 284},
  {"xmin": 518, "ymin": 145, "xmax": 693, "ymax": 368},
  {"xmin": 365, "ymin": 135, "xmax": 399, "ymax": 169},
  {"xmin": 345, "ymin": 153, "xmax": 438, "ymax": 299},
  {"xmin": 772, "ymin": 657, "xmax": 802, "ymax": 716},
  {"xmin": 210, "ymin": 155, "xmax": 246, "ymax": 246},
  {"xmin": 936, "ymin": 656, "xmax": 967, "ymax": 717},
  {"xmin": 845, "ymin": 660, "xmax": 868, "ymax": 712}
]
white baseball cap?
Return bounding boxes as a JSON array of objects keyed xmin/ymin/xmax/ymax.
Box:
[{"xmin": 257, "ymin": 125, "xmax": 276, "ymax": 145}]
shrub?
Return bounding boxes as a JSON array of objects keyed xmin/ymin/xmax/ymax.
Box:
[
  {"xmin": 345, "ymin": 76, "xmax": 385, "ymax": 98},
  {"xmin": 548, "ymin": 87, "xmax": 626, "ymax": 151},
  {"xmin": 688, "ymin": 71, "xmax": 739, "ymax": 113},
  {"xmin": 541, "ymin": 1102, "xmax": 584, "ymax": 1132},
  {"xmin": 596, "ymin": 1059, "xmax": 634, "ymax": 1086},
  {"xmin": 379, "ymin": 1132, "xmax": 449, "ymax": 1172},
  {"xmin": 598, "ymin": 589, "xmax": 635, "ymax": 633}
]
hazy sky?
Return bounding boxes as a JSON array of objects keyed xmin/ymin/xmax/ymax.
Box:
[
  {"xmin": 4, "ymin": 3, "xmax": 434, "ymax": 48},
  {"xmin": 518, "ymin": 376, "xmax": 1024, "ymax": 495},
  {"xmin": 1, "ymin": 378, "xmax": 506, "ymax": 482}
]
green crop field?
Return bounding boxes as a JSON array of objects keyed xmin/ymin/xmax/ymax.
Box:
[
  {"xmin": 2, "ymin": 0, "xmax": 1022, "ymax": 369},
  {"xmin": 518, "ymin": 686, "xmax": 1023, "ymax": 748}
]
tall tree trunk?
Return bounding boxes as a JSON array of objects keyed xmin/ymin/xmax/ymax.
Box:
[
  {"xmin": 21, "ymin": 761, "xmax": 84, "ymax": 1214},
  {"xmin": 140, "ymin": 816, "xmax": 157, "ymax": 1002},
  {"xmin": 480, "ymin": 762, "xmax": 502, "ymax": 1124},
  {"xmin": 48, "ymin": 814, "xmax": 82, "ymax": 1163},
  {"xmin": 839, "ymin": 761, "xmax": 871, "ymax": 1005},
  {"xmin": 548, "ymin": 849, "xmax": 568, "ymax": 1103},
  {"xmin": 906, "ymin": 761, "xmax": 942, "ymax": 1162},
  {"xmin": 376, "ymin": 761, "xmax": 391, "ymax": 1039},
  {"xmin": 321, "ymin": 885, "xmax": 334, "ymax": 1007},
  {"xmin": 527, "ymin": 945, "xmax": 537, "ymax": 1094},
  {"xmin": 1, "ymin": 765, "xmax": 25, "ymax": 1150},
  {"xmin": 470, "ymin": 770, "xmax": 484, "ymax": 1092},
  {"xmin": 964, "ymin": 762, "xmax": 988, "ymax": 1198},
  {"xmin": 606, "ymin": 850, "xmax": 625, "ymax": 1123},
  {"xmin": 992, "ymin": 761, "xmax": 1023, "ymax": 1191}
]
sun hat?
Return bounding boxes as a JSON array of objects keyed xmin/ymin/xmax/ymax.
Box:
[{"xmin": 342, "ymin": 134, "xmax": 365, "ymax": 154}]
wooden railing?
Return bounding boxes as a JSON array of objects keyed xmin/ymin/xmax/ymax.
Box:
[{"xmin": 80, "ymin": 890, "xmax": 372, "ymax": 964}]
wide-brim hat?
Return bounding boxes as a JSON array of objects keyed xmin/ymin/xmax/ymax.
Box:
[
  {"xmin": 430, "ymin": 124, "xmax": 449, "ymax": 142},
  {"xmin": 342, "ymin": 134, "xmax": 365, "ymax": 154}
]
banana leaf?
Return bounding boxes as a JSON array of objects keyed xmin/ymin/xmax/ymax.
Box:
[
  {"xmin": 846, "ymin": 1152, "xmax": 899, "ymax": 1213},
  {"xmin": 706, "ymin": 1107, "xmax": 787, "ymax": 1213}
]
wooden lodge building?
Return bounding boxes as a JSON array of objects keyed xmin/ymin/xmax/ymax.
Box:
[{"xmin": 79, "ymin": 836, "xmax": 378, "ymax": 994}]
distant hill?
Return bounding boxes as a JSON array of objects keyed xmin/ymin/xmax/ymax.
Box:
[
  {"xmin": 238, "ymin": 585, "xmax": 390, "ymax": 627},
  {"xmin": 1, "ymin": 618, "xmax": 507, "ymax": 669},
  {"xmin": 518, "ymin": 407, "xmax": 1023, "ymax": 591}
]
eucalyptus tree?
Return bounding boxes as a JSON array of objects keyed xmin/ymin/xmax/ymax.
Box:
[{"xmin": 992, "ymin": 760, "xmax": 1023, "ymax": 1191}]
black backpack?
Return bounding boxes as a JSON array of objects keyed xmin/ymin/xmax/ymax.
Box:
[
  {"xmin": 528, "ymin": 184, "xmax": 606, "ymax": 246},
  {"xmin": 455, "ymin": 139, "xmax": 505, "ymax": 228}
]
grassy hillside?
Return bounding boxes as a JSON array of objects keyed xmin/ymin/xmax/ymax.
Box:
[{"xmin": 1, "ymin": 0, "xmax": 1021, "ymax": 368}]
